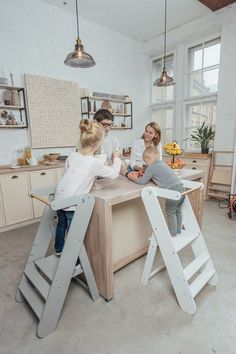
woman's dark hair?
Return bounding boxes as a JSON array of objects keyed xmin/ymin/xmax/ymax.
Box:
[
  {"xmin": 141, "ymin": 122, "xmax": 161, "ymax": 146},
  {"xmin": 93, "ymin": 109, "xmax": 114, "ymax": 122}
]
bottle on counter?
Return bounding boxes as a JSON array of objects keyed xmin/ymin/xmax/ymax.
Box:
[
  {"xmin": 2, "ymin": 90, "xmax": 11, "ymax": 105},
  {"xmin": 93, "ymin": 100, "xmax": 96, "ymax": 112},
  {"xmin": 24, "ymin": 146, "xmax": 32, "ymax": 164},
  {"xmin": 11, "ymin": 90, "xmax": 20, "ymax": 106}
]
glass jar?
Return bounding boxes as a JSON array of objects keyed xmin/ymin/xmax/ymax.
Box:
[
  {"xmin": 24, "ymin": 146, "xmax": 32, "ymax": 163},
  {"xmin": 17, "ymin": 149, "xmax": 26, "ymax": 166}
]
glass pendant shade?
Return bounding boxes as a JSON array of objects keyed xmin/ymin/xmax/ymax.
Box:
[
  {"xmin": 153, "ymin": 67, "xmax": 175, "ymax": 87},
  {"xmin": 64, "ymin": 0, "xmax": 95, "ymax": 68},
  {"xmin": 153, "ymin": 0, "xmax": 175, "ymax": 86},
  {"xmin": 64, "ymin": 38, "xmax": 95, "ymax": 68}
]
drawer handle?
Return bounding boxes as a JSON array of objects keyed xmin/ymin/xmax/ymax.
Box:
[
  {"xmin": 192, "ymin": 160, "xmax": 197, "ymax": 163},
  {"xmin": 12, "ymin": 175, "xmax": 19, "ymax": 179},
  {"xmin": 41, "ymin": 172, "xmax": 46, "ymax": 176},
  {"xmin": 192, "ymin": 167, "xmax": 196, "ymax": 170}
]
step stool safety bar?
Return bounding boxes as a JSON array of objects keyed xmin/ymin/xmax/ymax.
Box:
[
  {"xmin": 16, "ymin": 187, "xmax": 99, "ymax": 338},
  {"xmin": 141, "ymin": 179, "xmax": 217, "ymax": 315}
]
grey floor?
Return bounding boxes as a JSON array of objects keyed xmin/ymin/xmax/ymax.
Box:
[{"xmin": 0, "ymin": 200, "xmax": 235, "ymax": 354}]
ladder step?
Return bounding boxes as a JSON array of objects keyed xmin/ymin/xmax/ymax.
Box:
[
  {"xmin": 18, "ymin": 275, "xmax": 44, "ymax": 319},
  {"xmin": 35, "ymin": 255, "xmax": 83, "ymax": 281},
  {"xmin": 24, "ymin": 263, "xmax": 50, "ymax": 301},
  {"xmin": 184, "ymin": 255, "xmax": 210, "ymax": 281},
  {"xmin": 172, "ymin": 230, "xmax": 200, "ymax": 252},
  {"xmin": 190, "ymin": 269, "xmax": 216, "ymax": 298},
  {"xmin": 35, "ymin": 255, "xmax": 59, "ymax": 282}
]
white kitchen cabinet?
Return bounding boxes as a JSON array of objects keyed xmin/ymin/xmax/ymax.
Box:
[
  {"xmin": 30, "ymin": 169, "xmax": 55, "ymax": 218},
  {"xmin": 0, "ymin": 185, "xmax": 5, "ymax": 227},
  {"xmin": 182, "ymin": 155, "xmax": 211, "ymax": 198},
  {"xmin": 0, "ymin": 172, "xmax": 33, "ymax": 225}
]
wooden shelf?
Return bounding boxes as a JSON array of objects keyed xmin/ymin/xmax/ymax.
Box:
[
  {"xmin": 0, "ymin": 124, "xmax": 27, "ymax": 128},
  {"xmin": 208, "ymin": 192, "xmax": 229, "ymax": 199},
  {"xmin": 85, "ymin": 96, "xmax": 131, "ymax": 103},
  {"xmin": 111, "ymin": 127, "xmax": 131, "ymax": 130},
  {"xmin": 81, "ymin": 111, "xmax": 131, "ymax": 117},
  {"xmin": 208, "ymin": 184, "xmax": 231, "ymax": 192},
  {"xmin": 0, "ymin": 84, "xmax": 24, "ymax": 91},
  {"xmin": 81, "ymin": 95, "xmax": 133, "ymax": 130},
  {"xmin": 0, "ymin": 85, "xmax": 28, "ymax": 128},
  {"xmin": 0, "ymin": 105, "xmax": 24, "ymax": 110}
]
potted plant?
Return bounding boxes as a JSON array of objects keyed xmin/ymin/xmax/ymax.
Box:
[{"xmin": 190, "ymin": 121, "xmax": 215, "ymax": 154}]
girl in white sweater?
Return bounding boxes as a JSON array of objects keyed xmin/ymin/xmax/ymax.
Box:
[{"xmin": 54, "ymin": 119, "xmax": 121, "ymax": 256}]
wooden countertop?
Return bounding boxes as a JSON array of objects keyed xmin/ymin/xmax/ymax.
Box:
[
  {"xmin": 0, "ymin": 162, "xmax": 65, "ymax": 175},
  {"xmin": 91, "ymin": 169, "xmax": 204, "ymax": 205}
]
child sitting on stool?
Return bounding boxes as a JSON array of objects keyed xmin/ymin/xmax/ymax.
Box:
[
  {"xmin": 54, "ymin": 119, "xmax": 121, "ymax": 257},
  {"xmin": 127, "ymin": 146, "xmax": 185, "ymax": 237}
]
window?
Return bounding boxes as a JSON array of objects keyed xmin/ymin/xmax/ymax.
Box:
[
  {"xmin": 188, "ymin": 38, "xmax": 221, "ymax": 97},
  {"xmin": 153, "ymin": 108, "xmax": 174, "ymax": 145},
  {"xmin": 152, "ymin": 54, "xmax": 175, "ymax": 102},
  {"xmin": 184, "ymin": 101, "xmax": 217, "ymax": 150},
  {"xmin": 183, "ymin": 37, "xmax": 220, "ymax": 150}
]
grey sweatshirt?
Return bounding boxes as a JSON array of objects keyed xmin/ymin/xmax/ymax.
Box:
[{"xmin": 134, "ymin": 160, "xmax": 183, "ymax": 188}]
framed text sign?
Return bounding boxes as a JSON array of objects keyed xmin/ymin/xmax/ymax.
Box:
[{"xmin": 25, "ymin": 74, "xmax": 81, "ymax": 148}]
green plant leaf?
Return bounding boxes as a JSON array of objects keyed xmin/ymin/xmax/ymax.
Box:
[{"xmin": 190, "ymin": 121, "xmax": 215, "ymax": 148}]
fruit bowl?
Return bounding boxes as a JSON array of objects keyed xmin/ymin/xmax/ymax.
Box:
[
  {"xmin": 44, "ymin": 153, "xmax": 60, "ymax": 161},
  {"xmin": 166, "ymin": 158, "xmax": 185, "ymax": 170}
]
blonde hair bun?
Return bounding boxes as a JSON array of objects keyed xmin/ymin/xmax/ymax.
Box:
[
  {"xmin": 78, "ymin": 119, "xmax": 103, "ymax": 150},
  {"xmin": 80, "ymin": 119, "xmax": 93, "ymax": 133}
]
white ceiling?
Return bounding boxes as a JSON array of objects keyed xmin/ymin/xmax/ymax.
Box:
[{"xmin": 42, "ymin": 0, "xmax": 211, "ymax": 42}]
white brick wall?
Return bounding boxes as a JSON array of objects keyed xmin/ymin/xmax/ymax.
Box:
[{"xmin": 0, "ymin": 0, "xmax": 150, "ymax": 164}]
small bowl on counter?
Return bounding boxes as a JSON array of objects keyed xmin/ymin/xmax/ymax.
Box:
[{"xmin": 44, "ymin": 153, "xmax": 60, "ymax": 161}]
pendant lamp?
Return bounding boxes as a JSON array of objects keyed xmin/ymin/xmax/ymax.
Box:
[
  {"xmin": 153, "ymin": 0, "xmax": 175, "ymax": 86},
  {"xmin": 64, "ymin": 0, "xmax": 95, "ymax": 68}
]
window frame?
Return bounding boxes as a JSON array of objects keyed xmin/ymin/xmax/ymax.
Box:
[{"xmin": 181, "ymin": 34, "xmax": 220, "ymax": 150}]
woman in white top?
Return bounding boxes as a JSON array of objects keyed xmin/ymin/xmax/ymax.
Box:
[
  {"xmin": 54, "ymin": 119, "xmax": 121, "ymax": 256},
  {"xmin": 129, "ymin": 122, "xmax": 162, "ymax": 172}
]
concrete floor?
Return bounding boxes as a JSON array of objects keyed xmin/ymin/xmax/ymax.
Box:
[{"xmin": 0, "ymin": 200, "xmax": 235, "ymax": 354}]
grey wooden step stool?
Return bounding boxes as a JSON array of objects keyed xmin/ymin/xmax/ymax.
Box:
[
  {"xmin": 141, "ymin": 179, "xmax": 217, "ymax": 315},
  {"xmin": 16, "ymin": 187, "xmax": 99, "ymax": 338}
]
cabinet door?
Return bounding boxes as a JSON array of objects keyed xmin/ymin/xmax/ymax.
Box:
[
  {"xmin": 55, "ymin": 168, "xmax": 64, "ymax": 185},
  {"xmin": 30, "ymin": 170, "xmax": 55, "ymax": 218},
  {"xmin": 0, "ymin": 185, "xmax": 5, "ymax": 227},
  {"xmin": 0, "ymin": 173, "xmax": 33, "ymax": 225}
]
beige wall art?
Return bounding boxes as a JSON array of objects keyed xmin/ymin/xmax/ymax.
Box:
[{"xmin": 25, "ymin": 74, "xmax": 81, "ymax": 148}]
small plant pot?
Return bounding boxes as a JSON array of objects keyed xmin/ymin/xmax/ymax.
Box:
[{"xmin": 201, "ymin": 147, "xmax": 209, "ymax": 154}]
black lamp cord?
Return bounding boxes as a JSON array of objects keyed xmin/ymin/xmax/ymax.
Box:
[
  {"xmin": 163, "ymin": 0, "xmax": 167, "ymax": 69},
  {"xmin": 76, "ymin": 0, "xmax": 80, "ymax": 38}
]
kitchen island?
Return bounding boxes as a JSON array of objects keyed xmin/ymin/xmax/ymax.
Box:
[{"xmin": 85, "ymin": 169, "xmax": 204, "ymax": 300}]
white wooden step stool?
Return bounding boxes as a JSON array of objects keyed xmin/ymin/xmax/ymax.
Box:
[
  {"xmin": 16, "ymin": 187, "xmax": 99, "ymax": 338},
  {"xmin": 141, "ymin": 179, "xmax": 217, "ymax": 315}
]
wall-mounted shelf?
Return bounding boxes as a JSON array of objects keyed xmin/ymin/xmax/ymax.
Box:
[
  {"xmin": 0, "ymin": 84, "xmax": 28, "ymax": 128},
  {"xmin": 81, "ymin": 96, "xmax": 133, "ymax": 129}
]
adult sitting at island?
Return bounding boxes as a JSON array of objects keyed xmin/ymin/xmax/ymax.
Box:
[
  {"xmin": 93, "ymin": 109, "xmax": 120, "ymax": 164},
  {"xmin": 128, "ymin": 121, "xmax": 162, "ymax": 172}
]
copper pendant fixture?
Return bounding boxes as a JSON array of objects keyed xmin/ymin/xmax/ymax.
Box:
[
  {"xmin": 153, "ymin": 0, "xmax": 175, "ymax": 86},
  {"xmin": 64, "ymin": 0, "xmax": 95, "ymax": 68}
]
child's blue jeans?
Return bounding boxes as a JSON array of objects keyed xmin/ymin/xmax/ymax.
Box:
[{"xmin": 54, "ymin": 209, "xmax": 74, "ymax": 253}]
